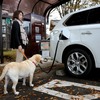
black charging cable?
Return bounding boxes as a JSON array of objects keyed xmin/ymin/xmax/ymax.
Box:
[
  {"xmin": 38, "ymin": 40, "xmax": 60, "ymax": 73},
  {"xmin": 38, "ymin": 31, "xmax": 63, "ymax": 74}
]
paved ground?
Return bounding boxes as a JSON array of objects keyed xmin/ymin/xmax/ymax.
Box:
[
  {"xmin": 1, "ymin": 61, "xmax": 100, "ymax": 100},
  {"xmin": 0, "ymin": 60, "xmax": 64, "ymax": 100}
]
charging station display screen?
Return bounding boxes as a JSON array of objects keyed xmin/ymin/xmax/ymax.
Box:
[{"xmin": 41, "ymin": 41, "xmax": 49, "ymax": 50}]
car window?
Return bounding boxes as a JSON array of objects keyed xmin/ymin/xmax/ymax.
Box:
[
  {"xmin": 88, "ymin": 7, "xmax": 100, "ymax": 24},
  {"xmin": 64, "ymin": 10, "xmax": 90, "ymax": 26}
]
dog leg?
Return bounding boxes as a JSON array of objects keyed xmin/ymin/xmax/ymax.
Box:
[
  {"xmin": 4, "ymin": 76, "xmax": 9, "ymax": 94},
  {"xmin": 29, "ymin": 74, "xmax": 34, "ymax": 87},
  {"xmin": 22, "ymin": 78, "xmax": 26, "ymax": 86},
  {"xmin": 12, "ymin": 79, "xmax": 19, "ymax": 95}
]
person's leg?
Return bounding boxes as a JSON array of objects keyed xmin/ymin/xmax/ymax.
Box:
[{"xmin": 16, "ymin": 49, "xmax": 24, "ymax": 62}]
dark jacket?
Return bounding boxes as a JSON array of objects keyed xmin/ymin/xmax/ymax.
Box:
[{"xmin": 10, "ymin": 20, "xmax": 24, "ymax": 49}]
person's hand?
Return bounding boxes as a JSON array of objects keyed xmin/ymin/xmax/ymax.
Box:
[{"xmin": 18, "ymin": 45, "xmax": 22, "ymax": 52}]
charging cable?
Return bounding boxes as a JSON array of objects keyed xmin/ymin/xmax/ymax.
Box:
[{"xmin": 38, "ymin": 31, "xmax": 63, "ymax": 73}]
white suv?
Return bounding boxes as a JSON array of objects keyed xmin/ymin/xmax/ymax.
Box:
[{"xmin": 50, "ymin": 5, "xmax": 100, "ymax": 77}]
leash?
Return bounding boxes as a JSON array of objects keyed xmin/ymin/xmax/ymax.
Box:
[
  {"xmin": 20, "ymin": 49, "xmax": 53, "ymax": 74},
  {"xmin": 20, "ymin": 49, "xmax": 28, "ymax": 60},
  {"xmin": 20, "ymin": 49, "xmax": 37, "ymax": 66},
  {"xmin": 20, "ymin": 41, "xmax": 59, "ymax": 74}
]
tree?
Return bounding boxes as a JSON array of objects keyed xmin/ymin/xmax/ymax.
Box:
[
  {"xmin": 89, "ymin": 0, "xmax": 100, "ymax": 6},
  {"xmin": 55, "ymin": 0, "xmax": 100, "ymax": 18}
]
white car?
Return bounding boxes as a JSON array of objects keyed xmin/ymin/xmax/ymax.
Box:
[{"xmin": 50, "ymin": 5, "xmax": 100, "ymax": 77}]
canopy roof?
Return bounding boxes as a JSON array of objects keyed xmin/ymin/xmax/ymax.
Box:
[
  {"xmin": 0, "ymin": 0, "xmax": 71, "ymax": 63},
  {"xmin": 2, "ymin": 0, "xmax": 70, "ymax": 19}
]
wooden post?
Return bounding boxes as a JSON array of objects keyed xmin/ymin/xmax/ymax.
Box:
[{"xmin": 0, "ymin": 0, "xmax": 3, "ymax": 63}]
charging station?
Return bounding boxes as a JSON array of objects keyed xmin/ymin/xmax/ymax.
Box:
[
  {"xmin": 40, "ymin": 40, "xmax": 50, "ymax": 58},
  {"xmin": 25, "ymin": 13, "xmax": 46, "ymax": 58}
]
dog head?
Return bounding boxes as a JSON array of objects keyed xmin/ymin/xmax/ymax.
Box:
[{"xmin": 29, "ymin": 54, "xmax": 43, "ymax": 64}]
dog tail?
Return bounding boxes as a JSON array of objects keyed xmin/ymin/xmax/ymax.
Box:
[{"xmin": 0, "ymin": 65, "xmax": 9, "ymax": 81}]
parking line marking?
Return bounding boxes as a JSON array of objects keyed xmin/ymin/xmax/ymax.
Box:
[{"xmin": 33, "ymin": 79, "xmax": 100, "ymax": 100}]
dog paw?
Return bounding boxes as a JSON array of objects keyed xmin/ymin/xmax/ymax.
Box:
[
  {"xmin": 15, "ymin": 91, "xmax": 19, "ymax": 95},
  {"xmin": 30, "ymin": 84, "xmax": 34, "ymax": 87},
  {"xmin": 4, "ymin": 91, "xmax": 8, "ymax": 94}
]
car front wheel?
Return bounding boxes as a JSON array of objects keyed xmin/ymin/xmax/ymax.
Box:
[{"xmin": 64, "ymin": 48, "xmax": 93, "ymax": 77}]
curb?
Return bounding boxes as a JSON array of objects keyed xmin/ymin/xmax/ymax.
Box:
[{"xmin": 0, "ymin": 63, "xmax": 7, "ymax": 67}]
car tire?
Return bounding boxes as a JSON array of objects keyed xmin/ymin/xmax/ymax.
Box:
[{"xmin": 64, "ymin": 48, "xmax": 93, "ymax": 77}]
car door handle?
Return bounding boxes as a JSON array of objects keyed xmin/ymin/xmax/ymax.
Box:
[{"xmin": 81, "ymin": 31, "xmax": 92, "ymax": 35}]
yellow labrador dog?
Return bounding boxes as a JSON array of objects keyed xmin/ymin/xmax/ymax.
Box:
[{"xmin": 0, "ymin": 54, "xmax": 43, "ymax": 95}]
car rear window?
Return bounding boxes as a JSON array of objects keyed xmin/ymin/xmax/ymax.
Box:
[{"xmin": 64, "ymin": 6, "xmax": 100, "ymax": 26}]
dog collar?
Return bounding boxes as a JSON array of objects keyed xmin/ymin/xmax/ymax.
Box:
[{"xmin": 32, "ymin": 61, "xmax": 37, "ymax": 66}]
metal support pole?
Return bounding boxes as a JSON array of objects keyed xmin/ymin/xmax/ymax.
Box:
[{"xmin": 0, "ymin": 0, "xmax": 3, "ymax": 63}]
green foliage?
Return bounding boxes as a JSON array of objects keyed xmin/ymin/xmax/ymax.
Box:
[{"xmin": 3, "ymin": 50, "xmax": 16, "ymax": 62}]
